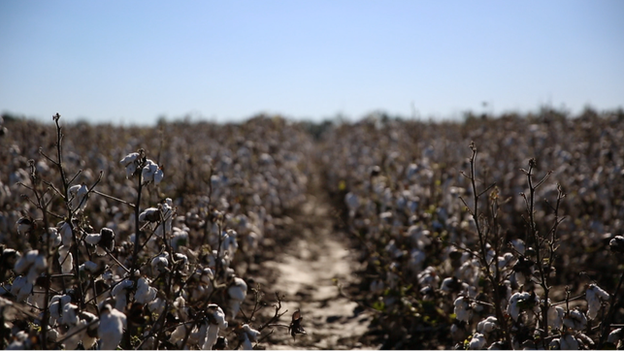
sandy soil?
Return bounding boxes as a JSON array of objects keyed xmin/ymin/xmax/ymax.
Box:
[{"xmin": 254, "ymin": 194, "xmax": 378, "ymax": 350}]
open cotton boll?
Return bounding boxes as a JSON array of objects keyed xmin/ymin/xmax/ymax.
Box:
[
  {"xmin": 59, "ymin": 221, "xmax": 73, "ymax": 246},
  {"xmin": 548, "ymin": 305, "xmax": 565, "ymax": 330},
  {"xmin": 453, "ymin": 296, "xmax": 472, "ymax": 322},
  {"xmin": 227, "ymin": 277, "xmax": 248, "ymax": 319},
  {"xmin": 507, "ymin": 292, "xmax": 533, "ymax": 321},
  {"xmin": 586, "ymin": 283, "xmax": 610, "ymax": 320},
  {"xmin": 202, "ymin": 304, "xmax": 227, "ymax": 350},
  {"xmin": 16, "ymin": 216, "xmax": 33, "ymax": 236},
  {"xmin": 141, "ymin": 159, "xmax": 160, "ymax": 184},
  {"xmin": 151, "ymin": 253, "xmax": 169, "ymax": 273},
  {"xmin": 112, "ymin": 279, "xmax": 133, "ymax": 312},
  {"xmin": 240, "ymin": 324, "xmax": 260, "ymax": 350},
  {"xmin": 476, "ymin": 316, "xmax": 497, "ymax": 334},
  {"xmin": 58, "ymin": 245, "xmax": 73, "ymax": 273},
  {"xmin": 10, "ymin": 275, "xmax": 32, "ymax": 302},
  {"xmin": 14, "ymin": 250, "xmax": 47, "ymax": 284},
  {"xmin": 98, "ymin": 304, "xmax": 127, "ymax": 351},
  {"xmin": 560, "ymin": 334, "xmax": 579, "ymax": 350},
  {"xmin": 468, "ymin": 332, "xmax": 486, "ymax": 350},
  {"xmin": 563, "ymin": 309, "xmax": 587, "ymax": 331},
  {"xmin": 135, "ymin": 277, "xmax": 157, "ymax": 305},
  {"xmin": 120, "ymin": 152, "xmax": 140, "ymax": 178},
  {"xmin": 43, "ymin": 227, "xmax": 62, "ymax": 247},
  {"xmin": 120, "ymin": 152, "xmax": 140, "ymax": 167},
  {"xmin": 68, "ymin": 184, "xmax": 89, "ymax": 212},
  {"xmin": 78, "ymin": 311, "xmax": 99, "ymax": 349},
  {"xmin": 139, "ymin": 207, "xmax": 160, "ymax": 222}
]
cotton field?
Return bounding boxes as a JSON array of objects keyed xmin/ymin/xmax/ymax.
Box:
[{"xmin": 0, "ymin": 108, "xmax": 623, "ymax": 350}]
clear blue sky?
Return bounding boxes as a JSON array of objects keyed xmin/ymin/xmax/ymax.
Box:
[{"xmin": 1, "ymin": 1, "xmax": 623, "ymax": 125}]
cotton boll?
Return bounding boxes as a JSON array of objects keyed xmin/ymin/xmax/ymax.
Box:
[
  {"xmin": 548, "ymin": 305, "xmax": 565, "ymax": 330},
  {"xmin": 607, "ymin": 328, "xmax": 623, "ymax": 346},
  {"xmin": 153, "ymin": 168, "xmax": 164, "ymax": 185},
  {"xmin": 120, "ymin": 152, "xmax": 140, "ymax": 167},
  {"xmin": 112, "ymin": 279, "xmax": 133, "ymax": 312},
  {"xmin": 16, "ymin": 217, "xmax": 33, "ymax": 236},
  {"xmin": 10, "ymin": 275, "xmax": 32, "ymax": 302},
  {"xmin": 68, "ymin": 184, "xmax": 89, "ymax": 212},
  {"xmin": 120, "ymin": 152, "xmax": 140, "ymax": 179},
  {"xmin": 98, "ymin": 304, "xmax": 127, "ymax": 351},
  {"xmin": 42, "ymin": 227, "xmax": 62, "ymax": 247},
  {"xmin": 135, "ymin": 277, "xmax": 157, "ymax": 305},
  {"xmin": 201, "ymin": 304, "xmax": 228, "ymax": 350},
  {"xmin": 139, "ymin": 207, "xmax": 160, "ymax": 222},
  {"xmin": 151, "ymin": 253, "xmax": 169, "ymax": 273},
  {"xmin": 563, "ymin": 309, "xmax": 587, "ymax": 331},
  {"xmin": 586, "ymin": 283, "xmax": 610, "ymax": 320},
  {"xmin": 240, "ymin": 324, "xmax": 260, "ymax": 350},
  {"xmin": 79, "ymin": 260, "xmax": 99, "ymax": 275},
  {"xmin": 84, "ymin": 232, "xmax": 101, "ymax": 245},
  {"xmin": 228, "ymin": 277, "xmax": 247, "ymax": 319},
  {"xmin": 560, "ymin": 334, "xmax": 579, "ymax": 350},
  {"xmin": 476, "ymin": 316, "xmax": 497, "ymax": 334},
  {"xmin": 59, "ymin": 221, "xmax": 73, "ymax": 246},
  {"xmin": 58, "ymin": 245, "xmax": 73, "ymax": 274},
  {"xmin": 507, "ymin": 292, "xmax": 533, "ymax": 321},
  {"xmin": 141, "ymin": 159, "xmax": 160, "ymax": 184},
  {"xmin": 14, "ymin": 250, "xmax": 47, "ymax": 285},
  {"xmin": 468, "ymin": 332, "xmax": 486, "ymax": 350},
  {"xmin": 453, "ymin": 296, "xmax": 472, "ymax": 323},
  {"xmin": 78, "ymin": 311, "xmax": 99, "ymax": 349}
]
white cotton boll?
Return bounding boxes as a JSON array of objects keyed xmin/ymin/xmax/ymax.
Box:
[
  {"xmin": 135, "ymin": 277, "xmax": 157, "ymax": 305},
  {"xmin": 563, "ymin": 309, "xmax": 587, "ymax": 331},
  {"xmin": 170, "ymin": 324, "xmax": 188, "ymax": 346},
  {"xmin": 142, "ymin": 159, "xmax": 159, "ymax": 183},
  {"xmin": 453, "ymin": 296, "xmax": 472, "ymax": 322},
  {"xmin": 586, "ymin": 283, "xmax": 610, "ymax": 320},
  {"xmin": 63, "ymin": 319, "xmax": 87, "ymax": 350},
  {"xmin": 497, "ymin": 253, "xmax": 516, "ymax": 270},
  {"xmin": 201, "ymin": 304, "xmax": 228, "ymax": 350},
  {"xmin": 43, "ymin": 227, "xmax": 62, "ymax": 247},
  {"xmin": 240, "ymin": 324, "xmax": 260, "ymax": 350},
  {"xmin": 79, "ymin": 311, "xmax": 99, "ymax": 349},
  {"xmin": 99, "ymin": 304, "xmax": 127, "ymax": 351},
  {"xmin": 16, "ymin": 217, "xmax": 33, "ymax": 235},
  {"xmin": 607, "ymin": 328, "xmax": 623, "ymax": 345},
  {"xmin": 84, "ymin": 233, "xmax": 101, "ymax": 245},
  {"xmin": 148, "ymin": 297, "xmax": 166, "ymax": 315},
  {"xmin": 228, "ymin": 277, "xmax": 247, "ymax": 319},
  {"xmin": 120, "ymin": 152, "xmax": 140, "ymax": 167},
  {"xmin": 10, "ymin": 275, "xmax": 32, "ymax": 302},
  {"xmin": 507, "ymin": 292, "xmax": 532, "ymax": 321},
  {"xmin": 58, "ymin": 245, "xmax": 73, "ymax": 274},
  {"xmin": 139, "ymin": 207, "xmax": 160, "ymax": 222},
  {"xmin": 79, "ymin": 260, "xmax": 98, "ymax": 275},
  {"xmin": 560, "ymin": 334, "xmax": 579, "ymax": 350},
  {"xmin": 510, "ymin": 239, "xmax": 525, "ymax": 255},
  {"xmin": 154, "ymin": 168, "xmax": 164, "ymax": 185},
  {"xmin": 125, "ymin": 162, "xmax": 137, "ymax": 179},
  {"xmin": 548, "ymin": 305, "xmax": 565, "ymax": 330},
  {"xmin": 14, "ymin": 250, "xmax": 47, "ymax": 285},
  {"xmin": 61, "ymin": 302, "xmax": 79, "ymax": 326},
  {"xmin": 171, "ymin": 228, "xmax": 189, "ymax": 252},
  {"xmin": 112, "ymin": 279, "xmax": 133, "ymax": 312},
  {"xmin": 59, "ymin": 221, "xmax": 73, "ymax": 246},
  {"xmin": 477, "ymin": 316, "xmax": 497, "ymax": 334},
  {"xmin": 6, "ymin": 330, "xmax": 30, "ymax": 350},
  {"xmin": 68, "ymin": 184, "xmax": 89, "ymax": 212},
  {"xmin": 151, "ymin": 253, "xmax": 169, "ymax": 273},
  {"xmin": 417, "ymin": 266, "xmax": 439, "ymax": 287},
  {"xmin": 468, "ymin": 332, "xmax": 486, "ymax": 350}
]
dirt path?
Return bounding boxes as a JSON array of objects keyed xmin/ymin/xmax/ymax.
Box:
[{"xmin": 257, "ymin": 193, "xmax": 378, "ymax": 350}]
